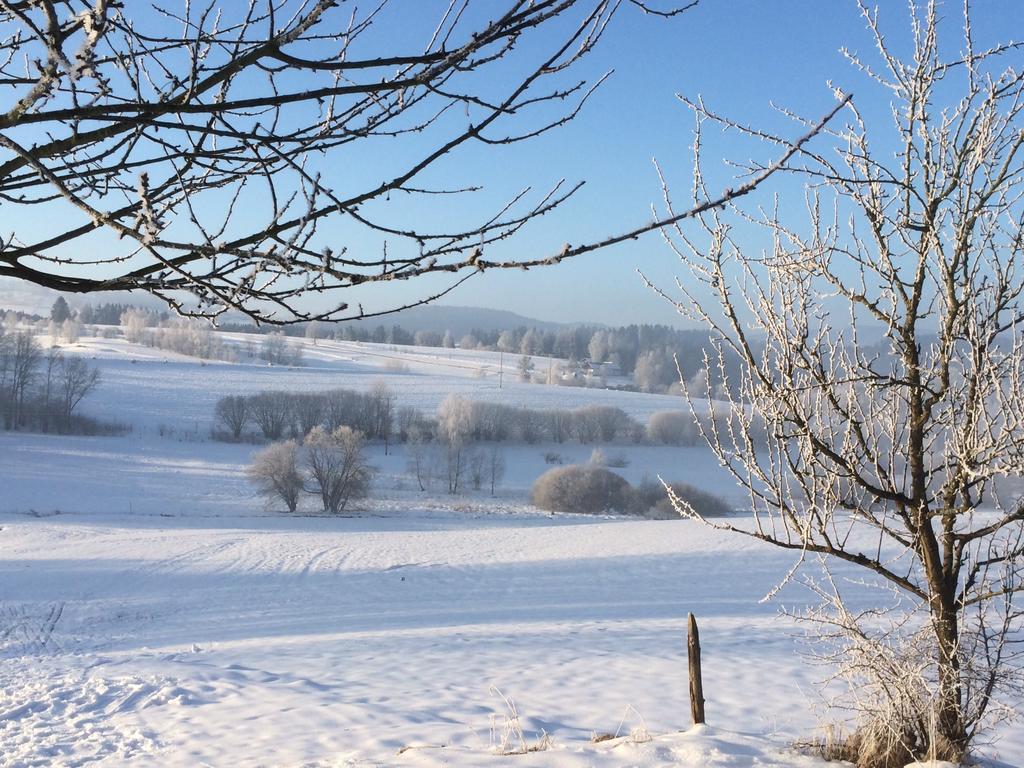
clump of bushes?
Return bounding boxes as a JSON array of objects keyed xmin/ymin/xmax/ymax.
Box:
[
  {"xmin": 530, "ymin": 465, "xmax": 633, "ymax": 514},
  {"xmin": 629, "ymin": 478, "xmax": 732, "ymax": 519},
  {"xmin": 531, "ymin": 467, "xmax": 732, "ymax": 519},
  {"xmin": 248, "ymin": 426, "xmax": 374, "ymax": 514}
]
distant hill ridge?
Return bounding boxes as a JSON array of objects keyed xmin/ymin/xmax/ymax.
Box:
[{"xmin": 341, "ymin": 305, "xmax": 585, "ymax": 337}]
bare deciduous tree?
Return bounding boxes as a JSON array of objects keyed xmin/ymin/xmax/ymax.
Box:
[
  {"xmin": 487, "ymin": 446, "xmax": 507, "ymax": 496},
  {"xmin": 0, "ymin": 1, "xmax": 851, "ymax": 324},
  {"xmin": 289, "ymin": 393, "xmax": 324, "ymax": 438},
  {"xmin": 57, "ymin": 356, "xmax": 100, "ymax": 428},
  {"xmin": 368, "ymin": 381, "xmax": 394, "ymax": 453},
  {"xmin": 305, "ymin": 425, "xmax": 372, "ymax": 514},
  {"xmin": 250, "ymin": 391, "xmax": 291, "ymax": 440},
  {"xmin": 1, "ymin": 330, "xmax": 41, "ymax": 428},
  {"xmin": 215, "ymin": 394, "xmax": 249, "ymax": 440},
  {"xmin": 653, "ymin": 3, "xmax": 1024, "ymax": 763}
]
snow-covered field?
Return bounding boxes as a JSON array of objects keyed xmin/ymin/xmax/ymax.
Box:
[
  {"xmin": 67, "ymin": 334, "xmax": 695, "ymax": 433},
  {"xmin": 1, "ymin": 331, "xmax": 1022, "ymax": 767}
]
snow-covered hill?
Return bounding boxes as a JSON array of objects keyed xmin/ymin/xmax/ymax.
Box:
[{"xmin": 1, "ymin": 330, "xmax": 1021, "ymax": 767}]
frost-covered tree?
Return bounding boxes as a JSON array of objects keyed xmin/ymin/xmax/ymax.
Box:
[
  {"xmin": 261, "ymin": 332, "xmax": 302, "ymax": 366},
  {"xmin": 60, "ymin": 319, "xmax": 80, "ymax": 345},
  {"xmin": 248, "ymin": 440, "xmax": 303, "ymax": 514},
  {"xmin": 120, "ymin": 309, "xmax": 152, "ymax": 344},
  {"xmin": 655, "ymin": 4, "xmax": 1024, "ymax": 762},
  {"xmin": 518, "ymin": 355, "xmax": 535, "ymax": 382},
  {"xmin": 437, "ymin": 394, "xmax": 475, "ymax": 494}
]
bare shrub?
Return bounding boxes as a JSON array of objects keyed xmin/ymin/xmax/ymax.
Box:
[
  {"xmin": 531, "ymin": 465, "xmax": 632, "ymax": 514},
  {"xmin": 248, "ymin": 440, "xmax": 303, "ymax": 513},
  {"xmin": 305, "ymin": 426, "xmax": 373, "ymax": 514}
]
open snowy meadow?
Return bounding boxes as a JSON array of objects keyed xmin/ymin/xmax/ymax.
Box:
[{"xmin": 2, "ymin": 331, "xmax": 1022, "ymax": 767}]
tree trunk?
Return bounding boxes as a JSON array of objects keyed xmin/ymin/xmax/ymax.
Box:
[{"xmin": 931, "ymin": 597, "xmax": 967, "ymax": 755}]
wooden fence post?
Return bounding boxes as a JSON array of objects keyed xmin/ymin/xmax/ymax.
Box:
[{"xmin": 687, "ymin": 612, "xmax": 705, "ymax": 725}]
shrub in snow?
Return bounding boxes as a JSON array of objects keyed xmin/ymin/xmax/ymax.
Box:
[
  {"xmin": 305, "ymin": 426, "xmax": 373, "ymax": 513},
  {"xmin": 646, "ymin": 410, "xmax": 697, "ymax": 446},
  {"xmin": 248, "ymin": 440, "xmax": 303, "ymax": 513},
  {"xmin": 531, "ymin": 465, "xmax": 632, "ymax": 514},
  {"xmin": 630, "ymin": 478, "xmax": 732, "ymax": 520},
  {"xmin": 605, "ymin": 452, "xmax": 630, "ymax": 468}
]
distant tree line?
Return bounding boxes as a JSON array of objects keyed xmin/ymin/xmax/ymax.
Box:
[{"xmin": 60, "ymin": 297, "xmax": 743, "ymax": 394}]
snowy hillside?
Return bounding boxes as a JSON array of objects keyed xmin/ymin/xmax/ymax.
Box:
[{"xmin": 1, "ymin": 329, "xmax": 1021, "ymax": 767}]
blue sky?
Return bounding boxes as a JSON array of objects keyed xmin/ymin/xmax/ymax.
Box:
[
  {"xmin": 346, "ymin": 0, "xmax": 1019, "ymax": 326},
  {"xmin": 5, "ymin": 1, "xmax": 1021, "ymax": 326}
]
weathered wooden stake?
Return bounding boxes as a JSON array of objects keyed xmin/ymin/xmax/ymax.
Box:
[{"xmin": 687, "ymin": 612, "xmax": 705, "ymax": 725}]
